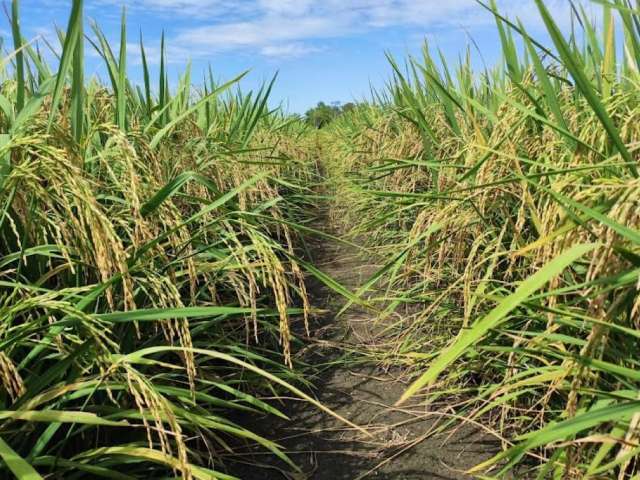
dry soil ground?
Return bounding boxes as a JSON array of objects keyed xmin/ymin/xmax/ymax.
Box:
[{"xmin": 227, "ymin": 200, "xmax": 502, "ymax": 479}]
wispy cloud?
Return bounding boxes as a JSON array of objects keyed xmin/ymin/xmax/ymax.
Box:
[
  {"xmin": 86, "ymin": 0, "xmax": 596, "ymax": 60},
  {"xmin": 92, "ymin": 0, "xmax": 245, "ymax": 18},
  {"xmin": 173, "ymin": 15, "xmax": 350, "ymax": 50},
  {"xmin": 260, "ymin": 43, "xmax": 323, "ymax": 59}
]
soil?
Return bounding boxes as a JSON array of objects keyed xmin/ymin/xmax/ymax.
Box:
[{"xmin": 225, "ymin": 201, "xmax": 502, "ymax": 479}]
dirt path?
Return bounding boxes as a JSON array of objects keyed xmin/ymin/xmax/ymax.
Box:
[{"xmin": 227, "ymin": 198, "xmax": 501, "ymax": 479}]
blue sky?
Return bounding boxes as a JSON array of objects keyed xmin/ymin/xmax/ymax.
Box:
[{"xmin": 10, "ymin": 1, "xmax": 594, "ymax": 113}]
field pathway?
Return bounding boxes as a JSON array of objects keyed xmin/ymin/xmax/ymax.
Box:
[{"xmin": 229, "ymin": 192, "xmax": 500, "ymax": 479}]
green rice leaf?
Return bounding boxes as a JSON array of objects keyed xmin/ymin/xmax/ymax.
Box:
[
  {"xmin": 0, "ymin": 436, "xmax": 43, "ymax": 480},
  {"xmin": 397, "ymin": 243, "xmax": 597, "ymax": 405}
]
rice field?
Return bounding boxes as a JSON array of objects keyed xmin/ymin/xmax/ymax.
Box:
[{"xmin": 1, "ymin": 0, "xmax": 640, "ymax": 478}]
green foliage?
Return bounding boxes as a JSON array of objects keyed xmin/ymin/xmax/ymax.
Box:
[
  {"xmin": 2, "ymin": 0, "xmax": 640, "ymax": 478},
  {"xmin": 322, "ymin": 1, "xmax": 640, "ymax": 477},
  {"xmin": 304, "ymin": 101, "xmax": 355, "ymax": 128},
  {"xmin": 0, "ymin": 2, "xmax": 345, "ymax": 478}
]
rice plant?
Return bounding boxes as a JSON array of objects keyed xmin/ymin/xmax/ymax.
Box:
[
  {"xmin": 3, "ymin": 0, "xmax": 640, "ymax": 478},
  {"xmin": 324, "ymin": 1, "xmax": 640, "ymax": 477},
  {"xmin": 0, "ymin": 1, "xmax": 349, "ymax": 478}
]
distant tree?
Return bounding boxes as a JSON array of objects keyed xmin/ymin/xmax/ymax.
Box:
[
  {"xmin": 305, "ymin": 102, "xmax": 340, "ymax": 128},
  {"xmin": 342, "ymin": 102, "xmax": 356, "ymax": 113},
  {"xmin": 304, "ymin": 101, "xmax": 356, "ymax": 128}
]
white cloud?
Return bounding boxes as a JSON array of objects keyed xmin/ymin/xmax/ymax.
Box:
[
  {"xmin": 89, "ymin": 0, "xmax": 597, "ymax": 60},
  {"xmin": 257, "ymin": 0, "xmax": 316, "ymax": 17},
  {"xmin": 260, "ymin": 43, "xmax": 323, "ymax": 58},
  {"xmin": 174, "ymin": 15, "xmax": 351, "ymax": 49},
  {"xmin": 91, "ymin": 0, "xmax": 251, "ymax": 18}
]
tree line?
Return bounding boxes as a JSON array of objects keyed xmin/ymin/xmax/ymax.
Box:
[{"xmin": 304, "ymin": 101, "xmax": 355, "ymax": 128}]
